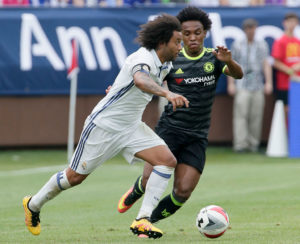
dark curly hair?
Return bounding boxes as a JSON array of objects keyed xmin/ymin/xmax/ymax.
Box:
[
  {"xmin": 136, "ymin": 14, "xmax": 181, "ymax": 50},
  {"xmin": 176, "ymin": 6, "xmax": 212, "ymax": 31}
]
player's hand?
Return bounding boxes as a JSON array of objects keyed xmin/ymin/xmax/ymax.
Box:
[
  {"xmin": 165, "ymin": 91, "xmax": 189, "ymax": 111},
  {"xmin": 105, "ymin": 85, "xmax": 112, "ymax": 94},
  {"xmin": 213, "ymin": 46, "xmax": 232, "ymax": 63}
]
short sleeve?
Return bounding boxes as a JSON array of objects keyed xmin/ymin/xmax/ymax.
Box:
[
  {"xmin": 272, "ymin": 39, "xmax": 283, "ymax": 60},
  {"xmin": 215, "ymin": 57, "xmax": 226, "ymax": 75},
  {"xmin": 132, "ymin": 64, "xmax": 151, "ymax": 76},
  {"xmin": 127, "ymin": 48, "xmax": 155, "ymax": 76}
]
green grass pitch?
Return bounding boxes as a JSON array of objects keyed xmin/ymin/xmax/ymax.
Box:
[{"xmin": 0, "ymin": 147, "xmax": 300, "ymax": 244}]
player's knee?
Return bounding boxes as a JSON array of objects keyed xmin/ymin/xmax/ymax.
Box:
[
  {"xmin": 68, "ymin": 175, "xmax": 85, "ymax": 186},
  {"xmin": 162, "ymin": 153, "xmax": 177, "ymax": 168},
  {"xmin": 66, "ymin": 169, "xmax": 87, "ymax": 186},
  {"xmin": 173, "ymin": 184, "xmax": 193, "ymax": 200}
]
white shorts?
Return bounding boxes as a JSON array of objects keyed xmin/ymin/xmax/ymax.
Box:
[{"xmin": 69, "ymin": 121, "xmax": 166, "ymax": 174}]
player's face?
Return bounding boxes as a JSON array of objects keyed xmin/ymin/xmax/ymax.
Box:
[
  {"xmin": 181, "ymin": 20, "xmax": 207, "ymax": 56},
  {"xmin": 162, "ymin": 30, "xmax": 182, "ymax": 62}
]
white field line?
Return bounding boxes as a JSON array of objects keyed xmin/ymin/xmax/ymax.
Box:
[
  {"xmin": 0, "ymin": 163, "xmax": 141, "ymax": 177},
  {"xmin": 2, "ymin": 165, "xmax": 297, "ymax": 199},
  {"xmin": 0, "ymin": 165, "xmax": 66, "ymax": 177}
]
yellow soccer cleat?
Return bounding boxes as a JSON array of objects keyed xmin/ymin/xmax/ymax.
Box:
[
  {"xmin": 22, "ymin": 196, "xmax": 41, "ymax": 235},
  {"xmin": 130, "ymin": 218, "xmax": 163, "ymax": 239}
]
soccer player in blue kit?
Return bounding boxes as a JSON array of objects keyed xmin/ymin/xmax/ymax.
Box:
[
  {"xmin": 23, "ymin": 14, "xmax": 189, "ymax": 239},
  {"xmin": 118, "ymin": 7, "xmax": 243, "ymax": 237}
]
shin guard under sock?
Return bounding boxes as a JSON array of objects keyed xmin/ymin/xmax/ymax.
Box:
[{"xmin": 150, "ymin": 190, "xmax": 186, "ymax": 223}]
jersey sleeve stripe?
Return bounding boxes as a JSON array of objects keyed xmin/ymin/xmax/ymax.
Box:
[
  {"xmin": 132, "ymin": 63, "xmax": 151, "ymax": 76},
  {"xmin": 222, "ymin": 65, "xmax": 228, "ymax": 74}
]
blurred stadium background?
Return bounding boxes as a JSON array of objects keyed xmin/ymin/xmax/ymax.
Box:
[{"xmin": 1, "ymin": 3, "xmax": 300, "ymax": 147}]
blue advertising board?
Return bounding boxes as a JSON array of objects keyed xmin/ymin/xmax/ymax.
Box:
[
  {"xmin": 0, "ymin": 7, "xmax": 300, "ymax": 95},
  {"xmin": 289, "ymin": 80, "xmax": 300, "ymax": 158}
]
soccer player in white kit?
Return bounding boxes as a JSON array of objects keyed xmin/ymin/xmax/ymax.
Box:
[{"xmin": 23, "ymin": 14, "xmax": 188, "ymax": 239}]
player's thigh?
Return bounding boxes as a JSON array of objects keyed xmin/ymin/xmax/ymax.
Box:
[
  {"xmin": 70, "ymin": 123, "xmax": 122, "ymax": 174},
  {"xmin": 155, "ymin": 125, "xmax": 184, "ymax": 157},
  {"xmin": 123, "ymin": 122, "xmax": 176, "ymax": 167},
  {"xmin": 136, "ymin": 145, "xmax": 176, "ymax": 167}
]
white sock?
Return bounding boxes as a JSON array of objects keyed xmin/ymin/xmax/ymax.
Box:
[
  {"xmin": 136, "ymin": 165, "xmax": 174, "ymax": 219},
  {"xmin": 29, "ymin": 169, "xmax": 71, "ymax": 212}
]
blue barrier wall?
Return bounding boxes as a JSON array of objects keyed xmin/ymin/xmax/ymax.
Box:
[
  {"xmin": 1, "ymin": 7, "xmax": 300, "ymax": 95},
  {"xmin": 289, "ymin": 80, "xmax": 300, "ymax": 158}
]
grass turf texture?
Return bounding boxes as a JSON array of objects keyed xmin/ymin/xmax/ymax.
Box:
[{"xmin": 0, "ymin": 147, "xmax": 299, "ymax": 244}]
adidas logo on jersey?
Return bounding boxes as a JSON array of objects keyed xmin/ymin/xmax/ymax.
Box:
[{"xmin": 175, "ymin": 68, "xmax": 184, "ymax": 74}]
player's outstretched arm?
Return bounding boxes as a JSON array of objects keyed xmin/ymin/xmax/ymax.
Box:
[
  {"xmin": 134, "ymin": 71, "xmax": 189, "ymax": 111},
  {"xmin": 213, "ymin": 46, "xmax": 243, "ymax": 79}
]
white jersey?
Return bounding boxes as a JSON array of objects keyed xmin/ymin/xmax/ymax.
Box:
[{"xmin": 88, "ymin": 47, "xmax": 172, "ymax": 132}]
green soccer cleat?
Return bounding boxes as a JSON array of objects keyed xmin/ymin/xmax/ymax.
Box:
[
  {"xmin": 130, "ymin": 218, "xmax": 163, "ymax": 239},
  {"xmin": 23, "ymin": 196, "xmax": 41, "ymax": 235}
]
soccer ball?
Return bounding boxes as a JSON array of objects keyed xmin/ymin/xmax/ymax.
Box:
[{"xmin": 196, "ymin": 205, "xmax": 229, "ymax": 239}]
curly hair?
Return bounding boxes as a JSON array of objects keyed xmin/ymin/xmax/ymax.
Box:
[
  {"xmin": 176, "ymin": 6, "xmax": 212, "ymax": 31},
  {"xmin": 136, "ymin": 14, "xmax": 181, "ymax": 50}
]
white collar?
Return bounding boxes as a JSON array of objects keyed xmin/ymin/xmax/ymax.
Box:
[{"xmin": 150, "ymin": 48, "xmax": 173, "ymax": 69}]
